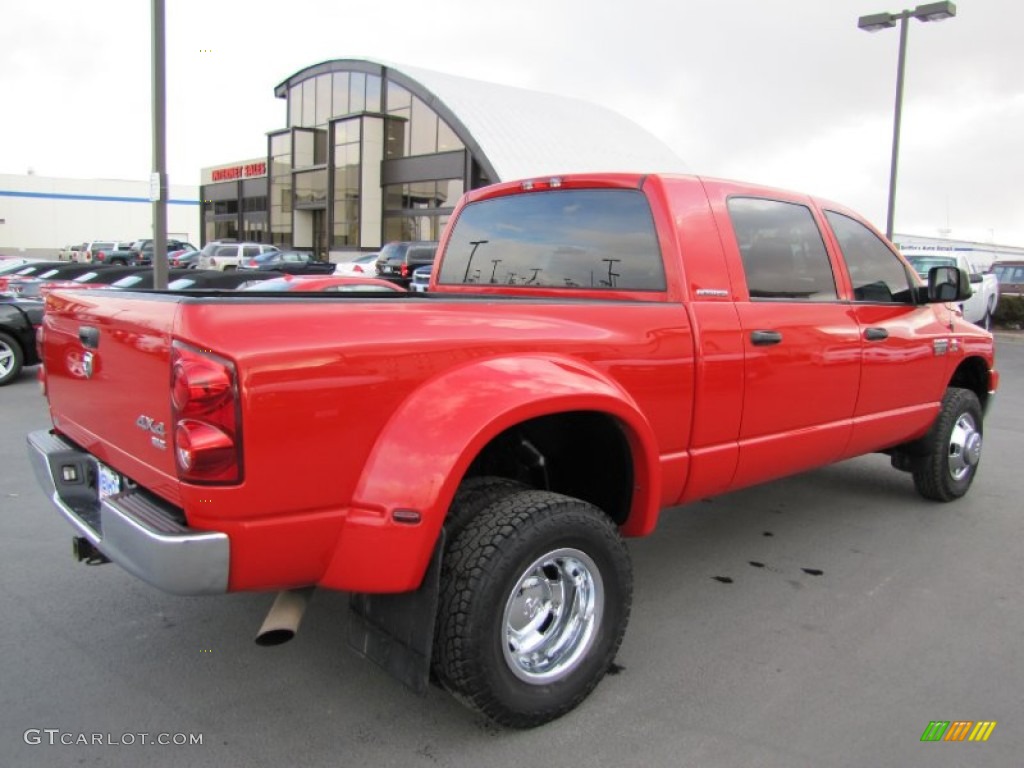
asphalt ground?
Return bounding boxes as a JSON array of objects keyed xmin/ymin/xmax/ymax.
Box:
[{"xmin": 2, "ymin": 334, "xmax": 1022, "ymax": 767}]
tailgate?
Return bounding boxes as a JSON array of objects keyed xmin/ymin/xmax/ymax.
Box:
[{"xmin": 42, "ymin": 290, "xmax": 182, "ymax": 500}]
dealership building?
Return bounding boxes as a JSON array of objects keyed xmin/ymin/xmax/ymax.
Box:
[{"xmin": 198, "ymin": 58, "xmax": 688, "ymax": 259}]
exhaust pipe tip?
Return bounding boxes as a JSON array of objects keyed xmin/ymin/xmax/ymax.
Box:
[
  {"xmin": 255, "ymin": 587, "xmax": 314, "ymax": 647},
  {"xmin": 254, "ymin": 627, "xmax": 296, "ymax": 647}
]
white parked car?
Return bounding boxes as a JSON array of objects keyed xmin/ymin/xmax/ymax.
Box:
[
  {"xmin": 333, "ymin": 252, "xmax": 379, "ymax": 276},
  {"xmin": 410, "ymin": 264, "xmax": 432, "ymax": 292},
  {"xmin": 198, "ymin": 241, "xmax": 279, "ymax": 271},
  {"xmin": 902, "ymin": 250, "xmax": 1000, "ymax": 330}
]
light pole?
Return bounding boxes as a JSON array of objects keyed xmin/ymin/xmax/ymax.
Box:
[
  {"xmin": 462, "ymin": 239, "xmax": 489, "ymax": 282},
  {"xmin": 858, "ymin": 1, "xmax": 956, "ymax": 241}
]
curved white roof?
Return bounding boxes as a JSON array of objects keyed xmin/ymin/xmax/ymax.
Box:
[
  {"xmin": 393, "ymin": 62, "xmax": 689, "ymax": 181},
  {"xmin": 276, "ymin": 59, "xmax": 688, "ymax": 182}
]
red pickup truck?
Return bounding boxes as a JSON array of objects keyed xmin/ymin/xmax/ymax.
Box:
[{"xmin": 28, "ymin": 173, "xmax": 997, "ymax": 728}]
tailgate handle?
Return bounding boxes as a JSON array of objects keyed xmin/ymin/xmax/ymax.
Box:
[{"xmin": 78, "ymin": 326, "xmax": 100, "ymax": 349}]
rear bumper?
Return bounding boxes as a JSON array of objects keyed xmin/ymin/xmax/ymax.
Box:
[{"xmin": 27, "ymin": 430, "xmax": 229, "ymax": 595}]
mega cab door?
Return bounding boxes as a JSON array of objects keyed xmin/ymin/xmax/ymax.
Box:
[
  {"xmin": 712, "ymin": 193, "xmax": 862, "ymax": 491},
  {"xmin": 822, "ymin": 210, "xmax": 955, "ymax": 457}
]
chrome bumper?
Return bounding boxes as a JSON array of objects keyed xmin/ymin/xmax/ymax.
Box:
[{"xmin": 26, "ymin": 430, "xmax": 229, "ymax": 595}]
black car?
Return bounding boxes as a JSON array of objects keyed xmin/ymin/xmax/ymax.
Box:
[
  {"xmin": 0, "ymin": 295, "xmax": 43, "ymax": 386},
  {"xmin": 13, "ymin": 267, "xmax": 153, "ymax": 298},
  {"xmin": 165, "ymin": 269, "xmax": 285, "ymax": 290},
  {"xmin": 375, "ymin": 241, "xmax": 438, "ymax": 286},
  {"xmin": 103, "ymin": 239, "xmax": 197, "ymax": 266},
  {"xmin": 169, "ymin": 250, "xmax": 201, "ymax": 268},
  {"xmin": 1, "ymin": 262, "xmax": 118, "ymax": 296},
  {"xmin": 236, "ymin": 250, "xmax": 336, "ymax": 275},
  {"xmin": 2, "ymin": 262, "xmax": 109, "ymax": 281}
]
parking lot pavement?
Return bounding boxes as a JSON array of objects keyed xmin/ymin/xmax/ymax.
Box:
[{"xmin": 2, "ymin": 339, "xmax": 1022, "ymax": 768}]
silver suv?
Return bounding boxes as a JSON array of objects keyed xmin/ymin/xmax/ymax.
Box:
[{"xmin": 197, "ymin": 241, "xmax": 279, "ymax": 271}]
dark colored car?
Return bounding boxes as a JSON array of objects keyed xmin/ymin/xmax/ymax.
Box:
[
  {"xmin": 241, "ymin": 275, "xmax": 406, "ymax": 292},
  {"xmin": 165, "ymin": 269, "xmax": 285, "ymax": 291},
  {"xmin": 375, "ymin": 241, "xmax": 438, "ymax": 286},
  {"xmin": 991, "ymin": 260, "xmax": 1024, "ymax": 296},
  {"xmin": 103, "ymin": 239, "xmax": 198, "ymax": 266},
  {"xmin": 0, "ymin": 262, "xmax": 115, "ymax": 294},
  {"xmin": 19, "ymin": 267, "xmax": 150, "ymax": 299},
  {"xmin": 237, "ymin": 250, "xmax": 336, "ymax": 275},
  {"xmin": 0, "ymin": 295, "xmax": 43, "ymax": 385},
  {"xmin": 169, "ymin": 250, "xmax": 201, "ymax": 268}
]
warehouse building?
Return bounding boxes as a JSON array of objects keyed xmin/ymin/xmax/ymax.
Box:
[{"xmin": 0, "ymin": 173, "xmax": 199, "ymax": 259}]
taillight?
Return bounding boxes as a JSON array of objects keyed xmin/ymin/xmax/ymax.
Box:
[
  {"xmin": 96, "ymin": 251, "xmax": 106, "ymax": 262},
  {"xmin": 171, "ymin": 342, "xmax": 242, "ymax": 483},
  {"xmin": 401, "ymin": 264, "xmax": 409, "ymax": 278},
  {"xmin": 354, "ymin": 265, "xmax": 364, "ymax": 273},
  {"xmin": 37, "ymin": 324, "xmax": 47, "ymax": 396}
]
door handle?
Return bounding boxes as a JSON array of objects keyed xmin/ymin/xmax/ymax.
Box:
[
  {"xmin": 750, "ymin": 330, "xmax": 783, "ymax": 346},
  {"xmin": 864, "ymin": 327, "xmax": 889, "ymax": 341}
]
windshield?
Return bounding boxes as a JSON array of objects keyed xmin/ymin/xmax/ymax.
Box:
[
  {"xmin": 111, "ymin": 275, "xmax": 147, "ymax": 288},
  {"xmin": 242, "ymin": 278, "xmax": 292, "ymax": 291},
  {"xmin": 905, "ymin": 255, "xmax": 956, "ymax": 277}
]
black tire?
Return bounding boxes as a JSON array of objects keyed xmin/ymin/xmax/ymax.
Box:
[
  {"xmin": 434, "ymin": 490, "xmax": 632, "ymax": 728},
  {"xmin": 0, "ymin": 331, "xmax": 25, "ymax": 386},
  {"xmin": 445, "ymin": 476, "xmax": 527, "ymax": 540},
  {"xmin": 979, "ymin": 310, "xmax": 992, "ymax": 331},
  {"xmin": 912, "ymin": 387, "xmax": 984, "ymax": 501}
]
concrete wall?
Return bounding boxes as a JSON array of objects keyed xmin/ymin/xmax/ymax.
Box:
[{"xmin": 0, "ymin": 173, "xmax": 200, "ymax": 258}]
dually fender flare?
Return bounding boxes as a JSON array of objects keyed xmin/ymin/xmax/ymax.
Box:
[{"xmin": 348, "ymin": 354, "xmax": 662, "ymax": 583}]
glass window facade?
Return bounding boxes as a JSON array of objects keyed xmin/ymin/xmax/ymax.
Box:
[
  {"xmin": 333, "ymin": 118, "xmax": 361, "ymax": 247},
  {"xmin": 269, "ymin": 132, "xmax": 292, "ymax": 247},
  {"xmin": 246, "ymin": 63, "xmax": 482, "ymax": 254}
]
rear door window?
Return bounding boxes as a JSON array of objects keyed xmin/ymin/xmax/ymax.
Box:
[{"xmin": 727, "ymin": 197, "xmax": 837, "ymax": 301}]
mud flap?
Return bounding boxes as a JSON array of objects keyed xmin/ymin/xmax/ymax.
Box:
[{"xmin": 346, "ymin": 530, "xmax": 444, "ymax": 695}]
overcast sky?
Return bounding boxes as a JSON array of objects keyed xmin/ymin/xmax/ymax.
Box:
[{"xmin": 1, "ymin": 0, "xmax": 1021, "ymax": 245}]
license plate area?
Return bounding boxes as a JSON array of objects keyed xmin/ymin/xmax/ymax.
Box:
[{"xmin": 97, "ymin": 461, "xmax": 122, "ymax": 501}]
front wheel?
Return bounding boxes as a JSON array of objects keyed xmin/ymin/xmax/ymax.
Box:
[
  {"xmin": 0, "ymin": 332, "xmax": 25, "ymax": 386},
  {"xmin": 912, "ymin": 387, "xmax": 984, "ymax": 501},
  {"xmin": 434, "ymin": 490, "xmax": 632, "ymax": 728}
]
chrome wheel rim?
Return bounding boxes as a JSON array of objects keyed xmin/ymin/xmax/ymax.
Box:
[
  {"xmin": 0, "ymin": 343, "xmax": 14, "ymax": 377},
  {"xmin": 948, "ymin": 412, "xmax": 982, "ymax": 481},
  {"xmin": 502, "ymin": 547, "xmax": 603, "ymax": 684}
]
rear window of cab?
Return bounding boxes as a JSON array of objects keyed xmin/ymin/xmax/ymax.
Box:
[{"xmin": 437, "ymin": 188, "xmax": 666, "ymax": 291}]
